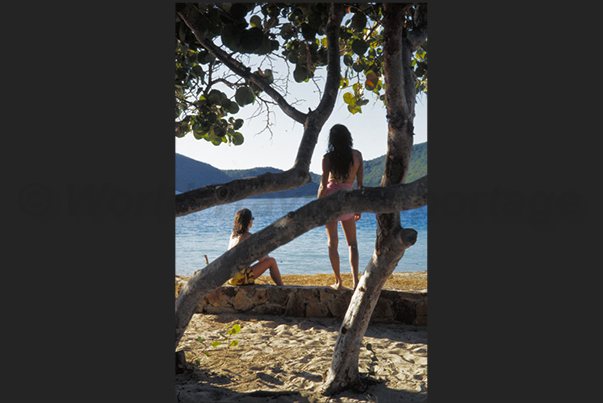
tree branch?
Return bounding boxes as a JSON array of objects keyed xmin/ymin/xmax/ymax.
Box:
[
  {"xmin": 175, "ymin": 168, "xmax": 309, "ymax": 217},
  {"xmin": 313, "ymin": 3, "xmax": 346, "ymax": 124},
  {"xmin": 407, "ymin": 4, "xmax": 428, "ymax": 52},
  {"xmin": 407, "ymin": 28, "xmax": 427, "ymax": 52},
  {"xmin": 175, "ymin": 176, "xmax": 427, "ymax": 348},
  {"xmin": 178, "ymin": 11, "xmax": 308, "ymax": 124},
  {"xmin": 292, "ymin": 3, "xmax": 346, "ymax": 173}
]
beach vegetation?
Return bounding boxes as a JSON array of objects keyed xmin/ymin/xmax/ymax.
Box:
[
  {"xmin": 174, "ymin": 2, "xmax": 427, "ymax": 397},
  {"xmin": 187, "ymin": 323, "xmax": 242, "ymax": 365}
]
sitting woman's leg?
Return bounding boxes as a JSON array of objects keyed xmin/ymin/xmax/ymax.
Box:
[{"xmin": 251, "ymin": 257, "xmax": 284, "ymax": 286}]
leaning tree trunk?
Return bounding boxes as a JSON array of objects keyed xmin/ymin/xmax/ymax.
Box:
[{"xmin": 320, "ymin": 3, "xmax": 426, "ymax": 395}]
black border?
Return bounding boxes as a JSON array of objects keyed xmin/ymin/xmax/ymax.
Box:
[
  {"xmin": 428, "ymin": 1, "xmax": 597, "ymax": 401},
  {"xmin": 9, "ymin": 2, "xmax": 598, "ymax": 402},
  {"xmin": 10, "ymin": 3, "xmax": 175, "ymax": 402}
]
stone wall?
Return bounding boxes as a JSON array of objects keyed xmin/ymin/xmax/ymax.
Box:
[{"xmin": 194, "ymin": 284, "xmax": 427, "ymax": 326}]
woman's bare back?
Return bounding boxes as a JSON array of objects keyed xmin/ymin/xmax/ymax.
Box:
[{"xmin": 326, "ymin": 149, "xmax": 363, "ymax": 186}]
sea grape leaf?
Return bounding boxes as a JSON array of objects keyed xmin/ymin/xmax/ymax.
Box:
[{"xmin": 235, "ymin": 87, "xmax": 255, "ymax": 106}]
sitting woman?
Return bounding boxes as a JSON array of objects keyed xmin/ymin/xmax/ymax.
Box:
[{"xmin": 227, "ymin": 208, "xmax": 284, "ymax": 286}]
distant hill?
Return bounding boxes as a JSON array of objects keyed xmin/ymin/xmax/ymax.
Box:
[
  {"xmin": 175, "ymin": 153, "xmax": 231, "ymax": 192},
  {"xmin": 175, "ymin": 141, "xmax": 426, "ymax": 197},
  {"xmin": 362, "ymin": 142, "xmax": 427, "ymax": 187}
]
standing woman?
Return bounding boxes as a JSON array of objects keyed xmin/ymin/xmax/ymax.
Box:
[
  {"xmin": 317, "ymin": 124, "xmax": 364, "ymax": 290},
  {"xmin": 228, "ymin": 208, "xmax": 284, "ymax": 286}
]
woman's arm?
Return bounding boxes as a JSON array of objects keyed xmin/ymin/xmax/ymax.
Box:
[
  {"xmin": 356, "ymin": 150, "xmax": 364, "ymax": 188},
  {"xmin": 354, "ymin": 151, "xmax": 363, "ymax": 221},
  {"xmin": 317, "ymin": 155, "xmax": 330, "ymax": 199}
]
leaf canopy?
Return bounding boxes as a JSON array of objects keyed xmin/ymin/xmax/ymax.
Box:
[{"xmin": 175, "ymin": 3, "xmax": 427, "ymax": 145}]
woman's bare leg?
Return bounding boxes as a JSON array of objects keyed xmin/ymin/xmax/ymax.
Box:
[
  {"xmin": 325, "ymin": 220, "xmax": 342, "ymax": 289},
  {"xmin": 251, "ymin": 258, "xmax": 284, "ymax": 286},
  {"xmin": 341, "ymin": 217, "xmax": 359, "ymax": 289}
]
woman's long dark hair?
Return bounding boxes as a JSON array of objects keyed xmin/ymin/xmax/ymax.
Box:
[
  {"xmin": 326, "ymin": 124, "xmax": 354, "ymax": 180},
  {"xmin": 232, "ymin": 208, "xmax": 252, "ymax": 236}
]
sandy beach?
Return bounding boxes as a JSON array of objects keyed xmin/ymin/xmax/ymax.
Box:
[{"xmin": 176, "ymin": 273, "xmax": 427, "ymax": 402}]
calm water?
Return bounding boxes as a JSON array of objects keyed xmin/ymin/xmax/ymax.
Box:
[{"xmin": 176, "ymin": 197, "xmax": 427, "ymax": 277}]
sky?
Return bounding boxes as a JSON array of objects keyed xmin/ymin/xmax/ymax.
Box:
[{"xmin": 175, "ymin": 52, "xmax": 428, "ymax": 175}]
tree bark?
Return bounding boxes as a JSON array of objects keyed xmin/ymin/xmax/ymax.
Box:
[
  {"xmin": 175, "ymin": 177, "xmax": 427, "ymax": 349},
  {"xmin": 320, "ymin": 3, "xmax": 427, "ymax": 395}
]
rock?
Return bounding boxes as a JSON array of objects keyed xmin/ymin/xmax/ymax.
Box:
[
  {"xmin": 284, "ymin": 291, "xmax": 306, "ymax": 317},
  {"xmin": 253, "ymin": 288, "xmax": 269, "ymax": 305},
  {"xmin": 327, "ymin": 292, "xmax": 353, "ymax": 318},
  {"xmin": 298, "ymin": 287, "xmax": 320, "ymax": 302},
  {"xmin": 267, "ymin": 287, "xmax": 291, "ymax": 305},
  {"xmin": 206, "ymin": 288, "xmax": 229, "ymax": 307},
  {"xmin": 306, "ymin": 301, "xmax": 330, "ymax": 318},
  {"xmin": 232, "ymin": 290, "xmax": 255, "ymax": 311},
  {"xmin": 201, "ymin": 304, "xmax": 238, "ymax": 314},
  {"xmin": 392, "ymin": 297, "xmax": 416, "ymax": 324},
  {"xmin": 177, "ymin": 277, "xmax": 427, "ymax": 326},
  {"xmin": 250, "ymin": 303, "xmax": 286, "ymax": 316},
  {"xmin": 413, "ymin": 299, "xmax": 428, "ymax": 326},
  {"xmin": 370, "ymin": 298, "xmax": 394, "ymax": 323},
  {"xmin": 319, "ymin": 287, "xmax": 337, "ymax": 304}
]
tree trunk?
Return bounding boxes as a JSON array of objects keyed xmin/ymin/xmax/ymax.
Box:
[{"xmin": 320, "ymin": 3, "xmax": 426, "ymax": 395}]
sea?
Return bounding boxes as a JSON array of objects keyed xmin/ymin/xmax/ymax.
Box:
[{"xmin": 176, "ymin": 197, "xmax": 427, "ymax": 277}]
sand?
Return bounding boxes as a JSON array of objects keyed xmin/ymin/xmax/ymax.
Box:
[
  {"xmin": 175, "ymin": 312, "xmax": 427, "ymax": 402},
  {"xmin": 176, "ymin": 271, "xmax": 428, "ymax": 297}
]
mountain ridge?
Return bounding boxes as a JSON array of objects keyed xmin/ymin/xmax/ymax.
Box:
[{"xmin": 176, "ymin": 141, "xmax": 426, "ymax": 197}]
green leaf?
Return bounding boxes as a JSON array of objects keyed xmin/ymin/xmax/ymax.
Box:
[
  {"xmin": 343, "ymin": 54, "xmax": 353, "ymax": 67},
  {"xmin": 218, "ymin": 332, "xmax": 228, "ymax": 339},
  {"xmin": 250, "ymin": 15, "xmax": 262, "ymax": 29},
  {"xmin": 192, "ymin": 64, "xmax": 204, "ymax": 78},
  {"xmin": 231, "ymin": 324, "xmax": 242, "ymax": 334},
  {"xmin": 351, "ymin": 12, "xmax": 367, "ymax": 31},
  {"xmin": 241, "ymin": 27, "xmax": 264, "ymax": 52},
  {"xmin": 352, "ymin": 39, "xmax": 368, "ymax": 56},
  {"xmin": 229, "ymin": 340, "xmax": 239, "ymax": 348},
  {"xmin": 263, "ymin": 69, "xmax": 274, "ymax": 84},
  {"xmin": 231, "ymin": 132, "xmax": 244, "ymax": 146},
  {"xmin": 343, "ymin": 92, "xmax": 354, "ymax": 105},
  {"xmin": 235, "ymin": 87, "xmax": 255, "ymax": 106},
  {"xmin": 211, "ymin": 341, "xmax": 222, "ymax": 348},
  {"xmin": 366, "ymin": 343, "xmax": 374, "ymax": 351},
  {"xmin": 365, "ymin": 71, "xmax": 378, "ymax": 91},
  {"xmin": 221, "ymin": 24, "xmax": 242, "ymax": 52},
  {"xmin": 207, "ymin": 89, "xmax": 223, "ymax": 105},
  {"xmin": 197, "ymin": 336, "xmax": 206, "ymax": 345},
  {"xmin": 202, "ymin": 351, "xmax": 210, "ymax": 357},
  {"xmin": 293, "ymin": 65, "xmax": 308, "ymax": 83},
  {"xmin": 301, "ymin": 23, "xmax": 317, "ymax": 41},
  {"xmin": 233, "ymin": 118, "xmax": 244, "ymax": 130},
  {"xmin": 339, "ymin": 76, "xmax": 349, "ymax": 89},
  {"xmin": 352, "ymin": 61, "xmax": 365, "ymax": 73},
  {"xmin": 229, "ymin": 3, "xmax": 248, "ymax": 20},
  {"xmin": 225, "ymin": 101, "xmax": 239, "ymax": 114},
  {"xmin": 280, "ymin": 23, "xmax": 294, "ymax": 40}
]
